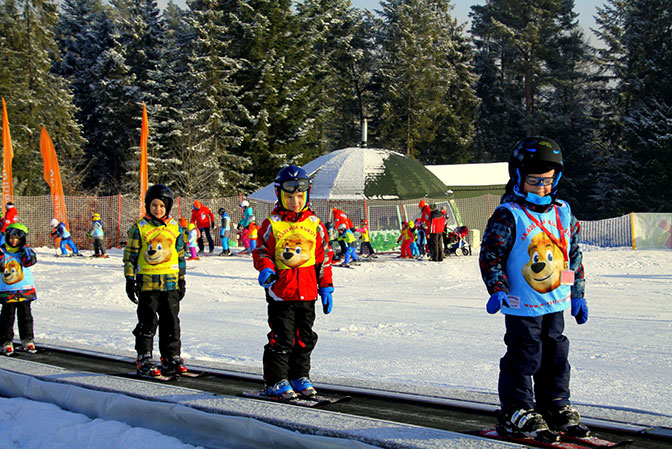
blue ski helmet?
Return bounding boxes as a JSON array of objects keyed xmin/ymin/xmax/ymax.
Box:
[
  {"xmin": 145, "ymin": 184, "xmax": 174, "ymax": 217},
  {"xmin": 509, "ymin": 136, "xmax": 563, "ymax": 204},
  {"xmin": 274, "ymin": 165, "xmax": 311, "ymax": 210}
]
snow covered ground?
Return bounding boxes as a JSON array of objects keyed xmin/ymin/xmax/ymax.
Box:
[
  {"xmin": 0, "ymin": 396, "xmax": 202, "ymax": 449},
  {"xmin": 4, "ymin": 245, "xmax": 672, "ymax": 447}
]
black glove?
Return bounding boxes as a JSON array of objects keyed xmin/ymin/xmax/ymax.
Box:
[
  {"xmin": 178, "ymin": 279, "xmax": 186, "ymax": 301},
  {"xmin": 126, "ymin": 279, "xmax": 138, "ymax": 304},
  {"xmin": 211, "ymin": 223, "xmax": 215, "ymax": 230}
]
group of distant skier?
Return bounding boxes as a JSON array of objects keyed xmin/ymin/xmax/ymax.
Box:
[{"xmin": 0, "ymin": 136, "xmax": 591, "ymax": 443}]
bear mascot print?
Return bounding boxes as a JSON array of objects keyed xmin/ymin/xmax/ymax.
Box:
[
  {"xmin": 143, "ymin": 235, "xmax": 174, "ymax": 265},
  {"xmin": 522, "ymin": 233, "xmax": 564, "ymax": 293},
  {"xmin": 2, "ymin": 259, "xmax": 24, "ymax": 285},
  {"xmin": 277, "ymin": 234, "xmax": 314, "ymax": 268}
]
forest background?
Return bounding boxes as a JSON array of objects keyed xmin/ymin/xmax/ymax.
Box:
[{"xmin": 0, "ymin": 0, "xmax": 669, "ymax": 220}]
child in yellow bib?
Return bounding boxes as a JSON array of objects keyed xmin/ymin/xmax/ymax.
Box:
[{"xmin": 123, "ymin": 185, "xmax": 187, "ymax": 378}]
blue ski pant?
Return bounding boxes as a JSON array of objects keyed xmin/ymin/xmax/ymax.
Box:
[
  {"xmin": 60, "ymin": 237, "xmax": 78, "ymax": 255},
  {"xmin": 498, "ymin": 311, "xmax": 571, "ymax": 414}
]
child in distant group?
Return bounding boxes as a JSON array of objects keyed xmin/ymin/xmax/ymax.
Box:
[
  {"xmin": 179, "ymin": 217, "xmax": 189, "ymax": 244},
  {"xmin": 0, "ymin": 202, "xmax": 18, "ymax": 247},
  {"xmin": 356, "ymin": 219, "xmax": 376, "ymax": 258},
  {"xmin": 237, "ymin": 200, "xmax": 254, "ymax": 254},
  {"xmin": 415, "ymin": 219, "xmax": 428, "ymax": 258},
  {"xmin": 186, "ymin": 223, "xmax": 199, "ymax": 261},
  {"xmin": 397, "ymin": 221, "xmax": 414, "ymax": 258},
  {"xmin": 337, "ymin": 223, "xmax": 359, "ymax": 268},
  {"xmin": 0, "ymin": 223, "xmax": 38, "ymax": 355},
  {"xmin": 409, "ymin": 220, "xmax": 421, "ymax": 257},
  {"xmin": 248, "ymin": 217, "xmax": 260, "ymax": 253},
  {"xmin": 87, "ymin": 213, "xmax": 107, "ymax": 258},
  {"xmin": 218, "ymin": 208, "xmax": 231, "ymax": 256},
  {"xmin": 480, "ymin": 137, "xmax": 588, "ymax": 443},
  {"xmin": 50, "ymin": 218, "xmax": 80, "ymax": 256},
  {"xmin": 252, "ymin": 165, "xmax": 334, "ymax": 400},
  {"xmin": 123, "ymin": 184, "xmax": 187, "ymax": 378}
]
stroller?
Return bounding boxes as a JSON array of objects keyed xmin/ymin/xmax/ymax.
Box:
[{"xmin": 444, "ymin": 225, "xmax": 471, "ymax": 256}]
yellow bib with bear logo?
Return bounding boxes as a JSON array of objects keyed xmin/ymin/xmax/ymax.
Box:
[
  {"xmin": 137, "ymin": 218, "xmax": 180, "ymax": 275},
  {"xmin": 270, "ymin": 215, "xmax": 320, "ymax": 270}
]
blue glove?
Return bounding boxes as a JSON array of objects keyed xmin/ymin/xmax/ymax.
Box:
[
  {"xmin": 258, "ymin": 268, "xmax": 277, "ymax": 288},
  {"xmin": 319, "ymin": 287, "xmax": 334, "ymax": 314},
  {"xmin": 571, "ymin": 297, "xmax": 588, "ymax": 324},
  {"xmin": 486, "ymin": 291, "xmax": 509, "ymax": 314}
]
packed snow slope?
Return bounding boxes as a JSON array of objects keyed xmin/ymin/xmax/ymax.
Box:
[{"xmin": 26, "ymin": 246, "xmax": 672, "ymax": 418}]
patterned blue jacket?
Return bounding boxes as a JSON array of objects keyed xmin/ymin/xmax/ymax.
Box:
[{"xmin": 479, "ymin": 193, "xmax": 585, "ymax": 300}]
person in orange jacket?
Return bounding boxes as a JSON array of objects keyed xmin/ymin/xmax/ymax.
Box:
[{"xmin": 190, "ymin": 200, "xmax": 215, "ymax": 253}]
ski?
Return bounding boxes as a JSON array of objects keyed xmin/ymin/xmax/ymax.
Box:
[
  {"xmin": 559, "ymin": 432, "xmax": 633, "ymax": 448},
  {"xmin": 124, "ymin": 372, "xmax": 179, "ymax": 382},
  {"xmin": 479, "ymin": 429, "xmax": 588, "ymax": 449},
  {"xmin": 178, "ymin": 371, "xmax": 204, "ymax": 378},
  {"xmin": 241, "ymin": 390, "xmax": 350, "ymax": 408},
  {"xmin": 15, "ymin": 346, "xmax": 43, "ymax": 354}
]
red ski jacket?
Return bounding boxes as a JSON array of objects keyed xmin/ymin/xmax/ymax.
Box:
[
  {"xmin": 190, "ymin": 205, "xmax": 214, "ymax": 228},
  {"xmin": 253, "ymin": 207, "xmax": 333, "ymax": 302}
]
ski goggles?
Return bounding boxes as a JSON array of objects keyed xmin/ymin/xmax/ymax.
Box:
[
  {"xmin": 5, "ymin": 227, "xmax": 26, "ymax": 238},
  {"xmin": 525, "ymin": 175, "xmax": 556, "ymax": 186},
  {"xmin": 279, "ymin": 178, "xmax": 310, "ymax": 193}
]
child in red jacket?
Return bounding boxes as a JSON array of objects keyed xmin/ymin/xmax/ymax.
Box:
[{"xmin": 253, "ymin": 165, "xmax": 334, "ymax": 400}]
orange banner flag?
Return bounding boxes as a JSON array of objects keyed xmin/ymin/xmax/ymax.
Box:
[
  {"xmin": 139, "ymin": 102, "xmax": 149, "ymax": 217},
  {"xmin": 2, "ymin": 98, "xmax": 14, "ymax": 207},
  {"xmin": 40, "ymin": 126, "xmax": 68, "ymax": 224}
]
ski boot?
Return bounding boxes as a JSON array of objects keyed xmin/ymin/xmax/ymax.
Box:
[
  {"xmin": 161, "ymin": 355, "xmax": 187, "ymax": 376},
  {"xmin": 20, "ymin": 339, "xmax": 36, "ymax": 353},
  {"xmin": 1, "ymin": 341, "xmax": 13, "ymax": 356},
  {"xmin": 497, "ymin": 409, "xmax": 559, "ymax": 443},
  {"xmin": 136, "ymin": 353, "xmax": 162, "ymax": 377},
  {"xmin": 265, "ymin": 379, "xmax": 298, "ymax": 400},
  {"xmin": 541, "ymin": 405, "xmax": 591, "ymax": 437},
  {"xmin": 290, "ymin": 377, "xmax": 317, "ymax": 398}
]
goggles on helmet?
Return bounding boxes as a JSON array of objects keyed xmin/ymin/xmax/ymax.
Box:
[
  {"xmin": 525, "ymin": 175, "xmax": 556, "ymax": 187},
  {"xmin": 6, "ymin": 227, "xmax": 26, "ymax": 238},
  {"xmin": 279, "ymin": 178, "xmax": 310, "ymax": 193}
]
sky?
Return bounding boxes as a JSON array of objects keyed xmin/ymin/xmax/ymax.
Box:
[
  {"xmin": 351, "ymin": 0, "xmax": 603, "ymax": 45},
  {"xmin": 157, "ymin": 0, "xmax": 605, "ymax": 47},
  {"xmin": 2, "ymin": 243, "xmax": 671, "ymax": 447}
]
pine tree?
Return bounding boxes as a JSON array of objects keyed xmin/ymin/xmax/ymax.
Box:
[
  {"xmin": 618, "ymin": 0, "xmax": 672, "ymax": 212},
  {"xmin": 296, "ymin": 0, "xmax": 372, "ymax": 151},
  {"xmin": 181, "ymin": 0, "xmax": 252, "ymax": 196},
  {"xmin": 87, "ymin": 29, "xmax": 139, "ymax": 194},
  {"xmin": 145, "ymin": 0, "xmax": 193, "ymax": 191},
  {"xmin": 53, "ymin": 0, "xmax": 112, "ymax": 192},
  {"xmin": 224, "ymin": 0, "xmax": 323, "ymax": 185},
  {"xmin": 376, "ymin": 0, "xmax": 477, "ymax": 161},
  {"xmin": 0, "ymin": 0, "xmax": 85, "ymax": 194}
]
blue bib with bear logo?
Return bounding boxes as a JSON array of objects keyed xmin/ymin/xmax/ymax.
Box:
[
  {"xmin": 0, "ymin": 250, "xmax": 35, "ymax": 293},
  {"xmin": 499, "ymin": 201, "xmax": 572, "ymax": 317}
]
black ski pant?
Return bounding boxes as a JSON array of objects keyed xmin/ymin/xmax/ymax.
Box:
[
  {"xmin": 263, "ymin": 300, "xmax": 318, "ymax": 386},
  {"xmin": 498, "ymin": 312, "xmax": 571, "ymax": 415},
  {"xmin": 429, "ymin": 233, "xmax": 444, "ymax": 261},
  {"xmin": 197, "ymin": 227, "xmax": 215, "ymax": 252},
  {"xmin": 360, "ymin": 241, "xmax": 375, "ymax": 256},
  {"xmin": 0, "ymin": 301, "xmax": 34, "ymax": 342},
  {"xmin": 133, "ymin": 290, "xmax": 181, "ymax": 359},
  {"xmin": 93, "ymin": 237, "xmax": 106, "ymax": 255}
]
